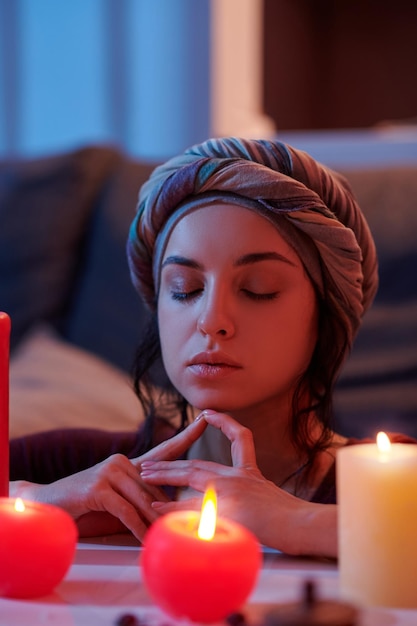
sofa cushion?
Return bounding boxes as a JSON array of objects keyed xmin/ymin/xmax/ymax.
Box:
[
  {"xmin": 63, "ymin": 155, "xmax": 160, "ymax": 375},
  {"xmin": 10, "ymin": 324, "xmax": 143, "ymax": 438},
  {"xmin": 334, "ymin": 301, "xmax": 417, "ymax": 437},
  {"xmin": 0, "ymin": 146, "xmax": 121, "ymax": 351},
  {"xmin": 334, "ymin": 166, "xmax": 417, "ymax": 437},
  {"xmin": 341, "ymin": 165, "xmax": 417, "ymax": 302}
]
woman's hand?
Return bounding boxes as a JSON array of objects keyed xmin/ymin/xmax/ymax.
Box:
[
  {"xmin": 140, "ymin": 410, "xmax": 338, "ymax": 557},
  {"xmin": 10, "ymin": 415, "xmax": 208, "ymax": 542}
]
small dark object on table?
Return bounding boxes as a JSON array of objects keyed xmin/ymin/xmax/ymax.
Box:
[
  {"xmin": 262, "ymin": 580, "xmax": 359, "ymax": 626},
  {"xmin": 116, "ymin": 614, "xmax": 141, "ymax": 626},
  {"xmin": 226, "ymin": 612, "xmax": 248, "ymax": 626}
]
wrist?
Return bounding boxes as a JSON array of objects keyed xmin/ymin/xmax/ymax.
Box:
[
  {"xmin": 9, "ymin": 480, "xmax": 41, "ymax": 500},
  {"xmin": 280, "ymin": 501, "xmax": 338, "ymax": 558}
]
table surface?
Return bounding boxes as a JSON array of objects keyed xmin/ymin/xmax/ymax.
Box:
[{"xmin": 1, "ymin": 535, "xmax": 417, "ymax": 626}]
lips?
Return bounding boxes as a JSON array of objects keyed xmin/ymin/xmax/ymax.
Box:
[
  {"xmin": 187, "ymin": 352, "xmax": 242, "ymax": 379},
  {"xmin": 188, "ymin": 352, "xmax": 241, "ymax": 368}
]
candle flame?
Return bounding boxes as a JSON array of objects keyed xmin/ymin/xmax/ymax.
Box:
[
  {"xmin": 15, "ymin": 498, "xmax": 25, "ymax": 512},
  {"xmin": 377, "ymin": 431, "xmax": 391, "ymax": 453},
  {"xmin": 197, "ymin": 486, "xmax": 217, "ymax": 541}
]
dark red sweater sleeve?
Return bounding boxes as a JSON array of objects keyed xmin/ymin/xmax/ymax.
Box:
[
  {"xmin": 9, "ymin": 428, "xmax": 145, "ymax": 483},
  {"xmin": 9, "ymin": 418, "xmax": 178, "ymax": 484}
]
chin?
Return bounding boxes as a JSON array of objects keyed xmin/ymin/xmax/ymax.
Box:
[{"xmin": 184, "ymin": 391, "xmax": 246, "ymax": 414}]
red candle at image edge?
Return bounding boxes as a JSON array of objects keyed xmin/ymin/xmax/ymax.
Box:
[
  {"xmin": 141, "ymin": 487, "xmax": 262, "ymax": 623},
  {"xmin": 0, "ymin": 312, "xmax": 11, "ymax": 497},
  {"xmin": 0, "ymin": 497, "xmax": 78, "ymax": 598}
]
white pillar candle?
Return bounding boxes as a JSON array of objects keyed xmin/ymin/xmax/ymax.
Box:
[{"xmin": 337, "ymin": 433, "xmax": 417, "ymax": 608}]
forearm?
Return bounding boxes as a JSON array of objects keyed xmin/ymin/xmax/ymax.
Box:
[{"xmin": 278, "ymin": 501, "xmax": 338, "ymax": 558}]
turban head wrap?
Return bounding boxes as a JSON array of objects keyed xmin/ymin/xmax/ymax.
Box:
[{"xmin": 127, "ymin": 137, "xmax": 378, "ymax": 352}]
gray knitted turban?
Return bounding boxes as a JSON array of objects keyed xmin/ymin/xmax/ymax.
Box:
[{"xmin": 127, "ymin": 137, "xmax": 378, "ymax": 347}]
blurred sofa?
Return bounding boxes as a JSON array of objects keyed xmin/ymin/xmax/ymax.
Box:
[{"xmin": 1, "ymin": 144, "xmax": 416, "ymax": 440}]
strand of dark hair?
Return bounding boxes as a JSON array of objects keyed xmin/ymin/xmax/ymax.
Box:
[
  {"xmin": 290, "ymin": 279, "xmax": 352, "ymax": 480},
  {"xmin": 131, "ymin": 314, "xmax": 189, "ymax": 455}
]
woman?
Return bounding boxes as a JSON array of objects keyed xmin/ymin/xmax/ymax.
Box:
[{"xmin": 10, "ymin": 137, "xmax": 407, "ymax": 556}]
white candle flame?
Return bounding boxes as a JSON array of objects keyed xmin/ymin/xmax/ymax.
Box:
[
  {"xmin": 14, "ymin": 497, "xmax": 25, "ymax": 512},
  {"xmin": 376, "ymin": 431, "xmax": 391, "ymax": 453},
  {"xmin": 197, "ymin": 486, "xmax": 217, "ymax": 541}
]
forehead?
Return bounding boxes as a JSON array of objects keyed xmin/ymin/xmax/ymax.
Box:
[{"xmin": 163, "ymin": 203, "xmax": 302, "ymax": 265}]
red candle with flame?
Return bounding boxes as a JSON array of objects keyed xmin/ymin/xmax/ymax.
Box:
[
  {"xmin": 0, "ymin": 497, "xmax": 78, "ymax": 598},
  {"xmin": 141, "ymin": 487, "xmax": 261, "ymax": 623},
  {"xmin": 0, "ymin": 312, "xmax": 10, "ymax": 497}
]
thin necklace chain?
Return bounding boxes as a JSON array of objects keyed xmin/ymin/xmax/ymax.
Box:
[{"xmin": 278, "ymin": 459, "xmax": 311, "ymax": 491}]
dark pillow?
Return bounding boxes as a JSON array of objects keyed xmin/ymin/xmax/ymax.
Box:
[
  {"xmin": 334, "ymin": 166, "xmax": 417, "ymax": 437},
  {"xmin": 64, "ymin": 156, "xmax": 160, "ymax": 376},
  {"xmin": 340, "ymin": 166, "xmax": 417, "ymax": 303},
  {"xmin": 0, "ymin": 146, "xmax": 121, "ymax": 351}
]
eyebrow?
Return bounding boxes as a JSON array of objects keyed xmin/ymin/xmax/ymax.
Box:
[
  {"xmin": 235, "ymin": 251, "xmax": 297, "ymax": 267},
  {"xmin": 161, "ymin": 251, "xmax": 297, "ymax": 270}
]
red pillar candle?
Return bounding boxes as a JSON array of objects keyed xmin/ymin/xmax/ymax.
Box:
[
  {"xmin": 0, "ymin": 497, "xmax": 78, "ymax": 598},
  {"xmin": 0, "ymin": 312, "xmax": 11, "ymax": 497},
  {"xmin": 141, "ymin": 487, "xmax": 261, "ymax": 623}
]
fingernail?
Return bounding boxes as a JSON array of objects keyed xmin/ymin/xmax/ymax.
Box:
[
  {"xmin": 202, "ymin": 409, "xmax": 216, "ymax": 415},
  {"xmin": 194, "ymin": 411, "xmax": 206, "ymax": 422},
  {"xmin": 140, "ymin": 461, "xmax": 155, "ymax": 469}
]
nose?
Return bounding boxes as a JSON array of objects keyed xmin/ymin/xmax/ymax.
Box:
[{"xmin": 197, "ymin": 289, "xmax": 235, "ymax": 339}]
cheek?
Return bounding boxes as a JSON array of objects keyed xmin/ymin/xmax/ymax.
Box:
[
  {"xmin": 293, "ymin": 293, "xmax": 319, "ymax": 364},
  {"xmin": 157, "ymin": 305, "xmax": 190, "ymax": 378},
  {"xmin": 157, "ymin": 307, "xmax": 175, "ymax": 359},
  {"xmin": 266, "ymin": 290, "xmax": 318, "ymax": 369}
]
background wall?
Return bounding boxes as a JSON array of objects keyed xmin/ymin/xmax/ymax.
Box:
[
  {"xmin": 0, "ymin": 0, "xmax": 272, "ymax": 161},
  {"xmin": 1, "ymin": 0, "xmax": 416, "ymax": 160},
  {"xmin": 263, "ymin": 0, "xmax": 417, "ymax": 131},
  {"xmin": 0, "ymin": 0, "xmax": 211, "ymax": 160}
]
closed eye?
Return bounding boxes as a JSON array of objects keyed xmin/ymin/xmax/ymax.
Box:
[
  {"xmin": 170, "ymin": 289, "xmax": 203, "ymax": 302},
  {"xmin": 241, "ymin": 289, "xmax": 279, "ymax": 301}
]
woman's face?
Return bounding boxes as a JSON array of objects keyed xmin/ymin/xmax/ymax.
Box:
[{"xmin": 157, "ymin": 204, "xmax": 318, "ymax": 416}]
